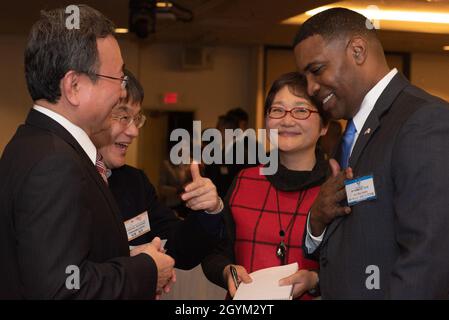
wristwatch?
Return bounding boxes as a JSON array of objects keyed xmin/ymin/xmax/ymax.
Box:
[{"xmin": 308, "ymin": 270, "xmax": 320, "ymax": 297}]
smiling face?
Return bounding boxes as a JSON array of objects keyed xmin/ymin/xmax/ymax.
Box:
[
  {"xmin": 266, "ymin": 85, "xmax": 327, "ymax": 155},
  {"xmin": 294, "ymin": 34, "xmax": 365, "ymax": 120},
  {"xmin": 78, "ymin": 35, "xmax": 127, "ymax": 134},
  {"xmin": 95, "ymin": 101, "xmax": 141, "ymax": 169}
]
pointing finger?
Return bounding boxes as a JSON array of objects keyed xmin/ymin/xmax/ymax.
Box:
[{"xmin": 190, "ymin": 162, "xmax": 202, "ymax": 181}]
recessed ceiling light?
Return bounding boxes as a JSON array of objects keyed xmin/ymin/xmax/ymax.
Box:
[
  {"xmin": 156, "ymin": 1, "xmax": 173, "ymax": 8},
  {"xmin": 115, "ymin": 28, "xmax": 129, "ymax": 34},
  {"xmin": 304, "ymin": 6, "xmax": 449, "ymax": 24},
  {"xmin": 283, "ymin": 3, "xmax": 449, "ymax": 34}
]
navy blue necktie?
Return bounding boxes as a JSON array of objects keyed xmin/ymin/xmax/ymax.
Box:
[{"xmin": 339, "ymin": 120, "xmax": 356, "ymax": 168}]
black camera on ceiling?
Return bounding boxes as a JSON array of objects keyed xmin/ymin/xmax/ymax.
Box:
[
  {"xmin": 129, "ymin": 0, "xmax": 193, "ymax": 39},
  {"xmin": 129, "ymin": 0, "xmax": 156, "ymax": 38}
]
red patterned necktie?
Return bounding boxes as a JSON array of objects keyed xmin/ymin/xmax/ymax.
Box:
[{"xmin": 95, "ymin": 153, "xmax": 109, "ymax": 185}]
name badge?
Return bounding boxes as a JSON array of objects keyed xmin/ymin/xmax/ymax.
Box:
[
  {"xmin": 124, "ymin": 211, "xmax": 151, "ymax": 241},
  {"xmin": 345, "ymin": 175, "xmax": 377, "ymax": 206}
]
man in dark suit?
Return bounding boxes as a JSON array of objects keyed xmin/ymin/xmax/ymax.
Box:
[
  {"xmin": 92, "ymin": 69, "xmax": 224, "ymax": 273},
  {"xmin": 0, "ymin": 5, "xmax": 173, "ymax": 299},
  {"xmin": 294, "ymin": 8, "xmax": 449, "ymax": 299}
]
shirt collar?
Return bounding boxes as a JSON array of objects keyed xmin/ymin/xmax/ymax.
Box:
[
  {"xmin": 352, "ymin": 68, "xmax": 398, "ymax": 133},
  {"xmin": 33, "ymin": 105, "xmax": 97, "ymax": 164}
]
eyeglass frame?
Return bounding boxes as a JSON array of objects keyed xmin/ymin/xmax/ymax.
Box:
[
  {"xmin": 111, "ymin": 112, "xmax": 147, "ymax": 129},
  {"xmin": 267, "ymin": 106, "xmax": 320, "ymax": 120},
  {"xmin": 95, "ymin": 73, "xmax": 129, "ymax": 89}
]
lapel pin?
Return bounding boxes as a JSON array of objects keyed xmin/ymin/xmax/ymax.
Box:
[{"xmin": 364, "ymin": 128, "xmax": 371, "ymax": 135}]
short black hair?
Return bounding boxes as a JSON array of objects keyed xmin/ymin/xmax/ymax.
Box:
[
  {"xmin": 25, "ymin": 5, "xmax": 116, "ymax": 103},
  {"xmin": 293, "ymin": 7, "xmax": 378, "ymax": 47},
  {"xmin": 265, "ymin": 72, "xmax": 329, "ymax": 126},
  {"xmin": 216, "ymin": 114, "xmax": 240, "ymax": 130},
  {"xmin": 122, "ymin": 69, "xmax": 144, "ymax": 105},
  {"xmin": 226, "ymin": 108, "xmax": 248, "ymax": 123}
]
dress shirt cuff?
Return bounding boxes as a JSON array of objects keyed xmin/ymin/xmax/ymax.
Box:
[
  {"xmin": 305, "ymin": 210, "xmax": 326, "ymax": 254},
  {"xmin": 205, "ymin": 197, "xmax": 224, "ymax": 214}
]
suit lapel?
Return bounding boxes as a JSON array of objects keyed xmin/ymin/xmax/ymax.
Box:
[
  {"xmin": 349, "ymin": 73, "xmax": 408, "ymax": 169},
  {"xmin": 322, "ymin": 73, "xmax": 410, "ymax": 245},
  {"xmin": 347, "ymin": 114, "xmax": 380, "ymax": 169},
  {"xmin": 25, "ymin": 109, "xmax": 126, "ymax": 239}
]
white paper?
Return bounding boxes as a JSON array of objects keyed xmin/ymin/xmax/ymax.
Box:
[
  {"xmin": 160, "ymin": 239, "xmax": 167, "ymax": 251},
  {"xmin": 233, "ymin": 262, "xmax": 298, "ymax": 300}
]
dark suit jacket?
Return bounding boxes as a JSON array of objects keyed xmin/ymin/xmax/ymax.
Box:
[
  {"xmin": 0, "ymin": 109, "xmax": 156, "ymax": 299},
  {"xmin": 108, "ymin": 165, "xmax": 223, "ymax": 270},
  {"xmin": 317, "ymin": 73, "xmax": 449, "ymax": 299}
]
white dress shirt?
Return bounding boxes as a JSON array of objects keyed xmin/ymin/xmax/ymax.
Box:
[
  {"xmin": 33, "ymin": 105, "xmax": 97, "ymax": 165},
  {"xmin": 305, "ymin": 68, "xmax": 398, "ymax": 253}
]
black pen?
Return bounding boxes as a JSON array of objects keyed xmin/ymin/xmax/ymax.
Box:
[{"xmin": 230, "ymin": 265, "xmax": 239, "ymax": 289}]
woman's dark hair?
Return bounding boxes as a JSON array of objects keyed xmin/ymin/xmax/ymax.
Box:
[
  {"xmin": 25, "ymin": 5, "xmax": 116, "ymax": 103},
  {"xmin": 264, "ymin": 72, "xmax": 329, "ymax": 126}
]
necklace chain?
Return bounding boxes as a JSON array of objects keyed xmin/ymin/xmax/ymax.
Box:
[
  {"xmin": 275, "ymin": 189, "xmax": 304, "ymax": 237},
  {"xmin": 275, "ymin": 188, "xmax": 306, "ymax": 264}
]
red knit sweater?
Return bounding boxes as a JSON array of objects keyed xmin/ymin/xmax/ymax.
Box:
[{"xmin": 229, "ymin": 166, "xmax": 320, "ymax": 299}]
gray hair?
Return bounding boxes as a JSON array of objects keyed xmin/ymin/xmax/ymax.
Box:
[{"xmin": 25, "ymin": 5, "xmax": 116, "ymax": 103}]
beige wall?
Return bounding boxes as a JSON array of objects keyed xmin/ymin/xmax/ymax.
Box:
[
  {"xmin": 265, "ymin": 48, "xmax": 297, "ymax": 94},
  {"xmin": 2, "ymin": 37, "xmax": 448, "ymax": 165},
  {"xmin": 0, "ymin": 35, "xmax": 31, "ymax": 152},
  {"xmin": 411, "ymin": 53, "xmax": 449, "ymax": 102},
  {"xmin": 0, "ymin": 36, "xmax": 255, "ymax": 171},
  {"xmin": 119, "ymin": 40, "xmax": 254, "ymax": 172},
  {"xmin": 135, "ymin": 42, "xmax": 252, "ymax": 128},
  {"xmin": 264, "ymin": 47, "xmax": 449, "ymax": 102}
]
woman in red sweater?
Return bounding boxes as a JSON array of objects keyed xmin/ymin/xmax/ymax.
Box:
[{"xmin": 201, "ymin": 72, "xmax": 329, "ymax": 299}]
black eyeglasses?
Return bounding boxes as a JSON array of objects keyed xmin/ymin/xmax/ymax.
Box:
[
  {"xmin": 95, "ymin": 73, "xmax": 128, "ymax": 89},
  {"xmin": 267, "ymin": 106, "xmax": 319, "ymax": 120}
]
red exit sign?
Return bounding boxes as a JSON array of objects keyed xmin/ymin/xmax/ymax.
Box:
[{"xmin": 163, "ymin": 92, "xmax": 178, "ymax": 104}]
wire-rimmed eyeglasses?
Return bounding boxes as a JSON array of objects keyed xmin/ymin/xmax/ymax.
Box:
[
  {"xmin": 111, "ymin": 112, "xmax": 146, "ymax": 129},
  {"xmin": 95, "ymin": 73, "xmax": 128, "ymax": 89}
]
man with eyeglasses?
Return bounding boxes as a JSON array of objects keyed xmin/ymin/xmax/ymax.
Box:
[
  {"xmin": 92, "ymin": 70, "xmax": 225, "ymax": 298},
  {"xmin": 0, "ymin": 6, "xmax": 165, "ymax": 299}
]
